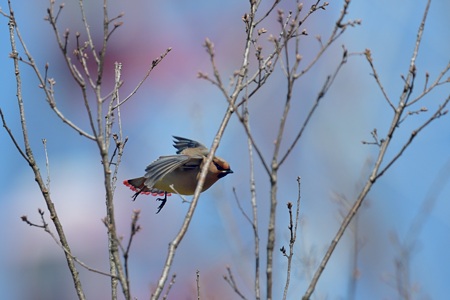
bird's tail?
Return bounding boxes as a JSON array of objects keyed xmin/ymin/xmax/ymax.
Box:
[{"xmin": 123, "ymin": 177, "xmax": 168, "ymax": 199}]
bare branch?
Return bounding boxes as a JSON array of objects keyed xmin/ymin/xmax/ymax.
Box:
[
  {"xmin": 151, "ymin": 99, "xmax": 237, "ymax": 300},
  {"xmin": 361, "ymin": 128, "xmax": 382, "ymax": 147},
  {"xmin": 113, "ymin": 48, "xmax": 172, "ymax": 109},
  {"xmin": 255, "ymin": 0, "xmax": 281, "ymax": 26},
  {"xmin": 151, "ymin": 1, "xmax": 260, "ymax": 297},
  {"xmin": 365, "ymin": 49, "xmax": 396, "ymax": 111},
  {"xmin": 5, "ymin": 3, "xmax": 86, "ymax": 298},
  {"xmin": 376, "ymin": 96, "xmax": 450, "ymax": 180},
  {"xmin": 0, "ymin": 108, "xmax": 28, "ymax": 162},
  {"xmin": 282, "ymin": 177, "xmax": 302, "ymax": 300},
  {"xmin": 279, "ymin": 47, "xmax": 348, "ymax": 167},
  {"xmin": 122, "ymin": 210, "xmax": 141, "ymax": 291},
  {"xmin": 161, "ymin": 274, "xmax": 176, "ymax": 300},
  {"xmin": 236, "ymin": 99, "xmax": 262, "ymax": 299},
  {"xmin": 196, "ymin": 270, "xmax": 201, "ymax": 300},
  {"xmin": 303, "ymin": 1, "xmax": 442, "ymax": 298},
  {"xmin": 42, "ymin": 139, "xmax": 51, "ymax": 191},
  {"xmin": 22, "ymin": 210, "xmax": 115, "ymax": 278},
  {"xmin": 232, "ymin": 188, "xmax": 253, "ymax": 226},
  {"xmin": 407, "ymin": 61, "xmax": 450, "ymax": 106},
  {"xmin": 232, "ymin": 106, "xmax": 271, "ymax": 175},
  {"xmin": 224, "ymin": 266, "xmax": 248, "ymax": 300},
  {"xmin": 15, "ymin": 7, "xmax": 96, "ymax": 140}
]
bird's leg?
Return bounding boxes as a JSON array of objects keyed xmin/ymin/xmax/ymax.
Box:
[
  {"xmin": 132, "ymin": 191, "xmax": 141, "ymax": 201},
  {"xmin": 155, "ymin": 192, "xmax": 168, "ymax": 214}
]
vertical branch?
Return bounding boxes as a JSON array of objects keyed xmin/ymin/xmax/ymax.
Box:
[
  {"xmin": 121, "ymin": 209, "xmax": 141, "ymax": 293},
  {"xmin": 98, "ymin": 0, "xmax": 109, "ymax": 85},
  {"xmin": 223, "ymin": 266, "xmax": 248, "ymax": 300},
  {"xmin": 5, "ymin": 2, "xmax": 86, "ymax": 299},
  {"xmin": 76, "ymin": 0, "xmax": 128, "ymax": 298},
  {"xmin": 265, "ymin": 9, "xmax": 300, "ymax": 297},
  {"xmin": 3, "ymin": 1, "xmax": 168, "ymax": 299},
  {"xmin": 201, "ymin": 2, "xmax": 343, "ymax": 299},
  {"xmin": 151, "ymin": 99, "xmax": 236, "ymax": 300},
  {"xmin": 242, "ymin": 100, "xmax": 261, "ymax": 299},
  {"xmin": 161, "ymin": 274, "xmax": 176, "ymax": 300},
  {"xmin": 152, "ymin": 1, "xmax": 260, "ymax": 299},
  {"xmin": 100, "ymin": 52, "xmax": 129, "ymax": 300},
  {"xmin": 303, "ymin": 1, "xmax": 438, "ymax": 298},
  {"xmin": 196, "ymin": 270, "xmax": 201, "ymax": 300},
  {"xmin": 282, "ymin": 177, "xmax": 302, "ymax": 300},
  {"xmin": 110, "ymin": 62, "xmax": 127, "ymax": 192}
]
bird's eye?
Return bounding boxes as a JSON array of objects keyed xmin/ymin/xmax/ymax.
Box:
[{"xmin": 213, "ymin": 161, "xmax": 225, "ymax": 171}]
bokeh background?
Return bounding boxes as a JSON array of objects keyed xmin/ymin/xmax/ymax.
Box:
[{"xmin": 1, "ymin": 0, "xmax": 449, "ymax": 299}]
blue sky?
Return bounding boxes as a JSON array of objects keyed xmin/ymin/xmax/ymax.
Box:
[{"xmin": 1, "ymin": 0, "xmax": 449, "ymax": 299}]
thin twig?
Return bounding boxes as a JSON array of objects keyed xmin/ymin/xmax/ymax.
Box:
[
  {"xmin": 78, "ymin": 0, "xmax": 100, "ymax": 65},
  {"xmin": 18, "ymin": 2, "xmax": 97, "ymax": 140},
  {"xmin": 196, "ymin": 270, "xmax": 201, "ymax": 300},
  {"xmin": 365, "ymin": 49, "xmax": 396, "ymax": 111},
  {"xmin": 223, "ymin": 266, "xmax": 248, "ymax": 300},
  {"xmin": 110, "ymin": 62, "xmax": 128, "ymax": 197},
  {"xmin": 255, "ymin": 0, "xmax": 281, "ymax": 26},
  {"xmin": 232, "ymin": 107, "xmax": 271, "ymax": 175},
  {"xmin": 376, "ymin": 96, "xmax": 449, "ymax": 180},
  {"xmin": 279, "ymin": 47, "xmax": 348, "ymax": 167},
  {"xmin": 407, "ymin": 61, "xmax": 450, "ymax": 106},
  {"xmin": 0, "ymin": 108, "xmax": 28, "ymax": 161},
  {"xmin": 161, "ymin": 274, "xmax": 176, "ymax": 300},
  {"xmin": 169, "ymin": 184, "xmax": 191, "ymax": 204},
  {"xmin": 42, "ymin": 139, "xmax": 51, "ymax": 191},
  {"xmin": 113, "ymin": 48, "xmax": 172, "ymax": 109},
  {"xmin": 282, "ymin": 177, "xmax": 302, "ymax": 300},
  {"xmin": 123, "ymin": 210, "xmax": 141, "ymax": 292},
  {"xmin": 21, "ymin": 211, "xmax": 115, "ymax": 278},
  {"xmin": 244, "ymin": 100, "xmax": 261, "ymax": 300},
  {"xmin": 232, "ymin": 188, "xmax": 253, "ymax": 226},
  {"xmin": 361, "ymin": 128, "xmax": 382, "ymax": 146}
]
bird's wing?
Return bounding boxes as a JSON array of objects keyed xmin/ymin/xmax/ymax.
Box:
[
  {"xmin": 172, "ymin": 136, "xmax": 208, "ymax": 154},
  {"xmin": 142, "ymin": 154, "xmax": 203, "ymax": 188}
]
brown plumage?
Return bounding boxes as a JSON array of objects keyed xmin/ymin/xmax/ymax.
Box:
[{"xmin": 123, "ymin": 136, "xmax": 233, "ymax": 213}]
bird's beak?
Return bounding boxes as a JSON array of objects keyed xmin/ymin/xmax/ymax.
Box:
[{"xmin": 218, "ymin": 169, "xmax": 233, "ymax": 178}]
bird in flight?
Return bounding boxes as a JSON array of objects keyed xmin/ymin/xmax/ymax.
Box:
[{"xmin": 123, "ymin": 136, "xmax": 233, "ymax": 213}]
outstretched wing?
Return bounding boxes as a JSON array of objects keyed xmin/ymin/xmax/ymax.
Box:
[
  {"xmin": 142, "ymin": 154, "xmax": 203, "ymax": 188},
  {"xmin": 172, "ymin": 136, "xmax": 207, "ymax": 154}
]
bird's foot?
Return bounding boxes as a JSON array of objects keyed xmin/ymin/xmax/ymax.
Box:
[{"xmin": 155, "ymin": 192, "xmax": 168, "ymax": 214}]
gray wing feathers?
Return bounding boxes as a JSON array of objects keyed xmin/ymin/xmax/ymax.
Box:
[
  {"xmin": 143, "ymin": 155, "xmax": 202, "ymax": 188},
  {"xmin": 173, "ymin": 136, "xmax": 207, "ymax": 154}
]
